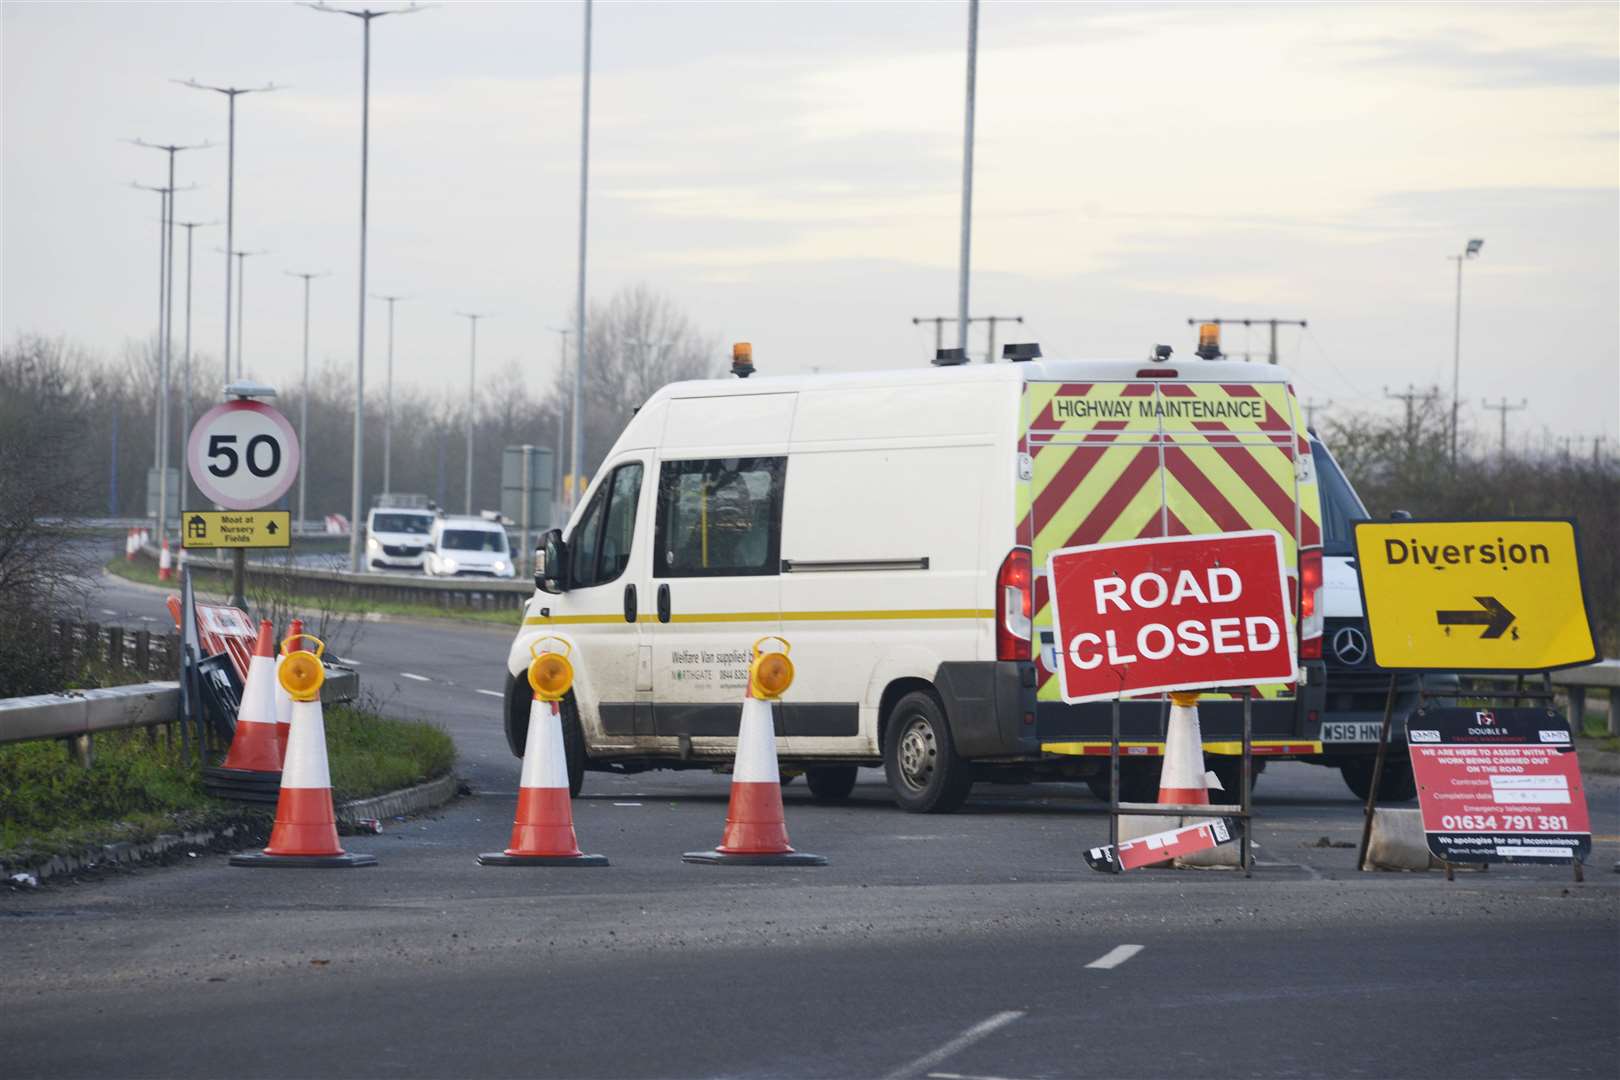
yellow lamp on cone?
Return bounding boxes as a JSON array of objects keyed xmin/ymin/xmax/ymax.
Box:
[
  {"xmin": 749, "ymin": 636, "xmax": 794, "ymax": 700},
  {"xmin": 528, "ymin": 638, "xmax": 575, "ymax": 701},
  {"xmin": 278, "ymin": 634, "xmax": 326, "ymax": 702}
]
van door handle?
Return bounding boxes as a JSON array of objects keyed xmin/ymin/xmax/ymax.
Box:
[
  {"xmin": 623, "ymin": 584, "xmax": 637, "ymax": 623},
  {"xmin": 657, "ymin": 583, "xmax": 671, "ymax": 624}
]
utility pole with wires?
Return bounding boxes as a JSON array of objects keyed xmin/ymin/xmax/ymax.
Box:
[
  {"xmin": 1482, "ymin": 396, "xmax": 1528, "ymax": 460},
  {"xmin": 303, "ymin": 0, "xmax": 429, "ymax": 572},
  {"xmin": 1303, "ymin": 397, "xmax": 1332, "ymax": 429},
  {"xmin": 286, "ymin": 270, "xmax": 328, "ymax": 531},
  {"xmin": 1384, "ymin": 384, "xmax": 1437, "ymax": 441},
  {"xmin": 371, "ymin": 292, "xmax": 409, "ymax": 495},
  {"xmin": 1186, "ymin": 317, "xmax": 1307, "ymax": 365},
  {"xmin": 177, "ymin": 80, "xmax": 279, "ymax": 381}
]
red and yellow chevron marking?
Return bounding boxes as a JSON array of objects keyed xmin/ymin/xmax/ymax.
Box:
[{"xmin": 1019, "ymin": 381, "xmax": 1322, "ymax": 703}]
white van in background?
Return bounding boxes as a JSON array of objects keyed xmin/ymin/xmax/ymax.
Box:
[
  {"xmin": 425, "ymin": 513, "xmax": 516, "ymax": 579},
  {"xmin": 365, "ymin": 497, "xmax": 436, "ymax": 572},
  {"xmin": 507, "ymin": 342, "xmax": 1330, "ymax": 811}
]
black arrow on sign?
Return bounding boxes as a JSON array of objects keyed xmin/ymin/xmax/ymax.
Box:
[
  {"xmin": 1436, "ymin": 596, "xmax": 1515, "ymax": 639},
  {"xmin": 265, "ymin": 520, "xmax": 279, "ymax": 535}
]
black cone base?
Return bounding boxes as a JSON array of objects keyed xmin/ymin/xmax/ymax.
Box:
[
  {"xmin": 477, "ymin": 851, "xmax": 609, "ymax": 867},
  {"xmin": 229, "ymin": 851, "xmax": 377, "ymax": 868},
  {"xmin": 682, "ymin": 849, "xmax": 827, "ymax": 866}
]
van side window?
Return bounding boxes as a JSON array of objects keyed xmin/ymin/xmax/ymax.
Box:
[
  {"xmin": 568, "ymin": 462, "xmax": 644, "ymax": 588},
  {"xmin": 655, "ymin": 457, "xmax": 785, "ymax": 578}
]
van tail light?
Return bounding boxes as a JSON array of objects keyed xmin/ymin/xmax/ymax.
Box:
[
  {"xmin": 1299, "ymin": 546, "xmax": 1323, "ymax": 659},
  {"xmin": 997, "ymin": 547, "xmax": 1033, "ymax": 661}
]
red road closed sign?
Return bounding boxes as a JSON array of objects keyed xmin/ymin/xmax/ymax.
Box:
[{"xmin": 1047, "ymin": 531, "xmax": 1297, "ymax": 703}]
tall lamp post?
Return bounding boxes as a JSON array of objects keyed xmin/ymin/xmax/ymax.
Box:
[
  {"xmin": 176, "ymin": 80, "xmax": 279, "ymax": 381},
  {"xmin": 303, "ymin": 1, "xmax": 427, "ymax": 572},
  {"xmin": 371, "ymin": 292, "xmax": 408, "ymax": 495},
  {"xmin": 287, "ymin": 270, "xmax": 329, "ymax": 532},
  {"xmin": 548, "ymin": 326, "xmax": 571, "ymax": 518},
  {"xmin": 220, "ymin": 249, "xmax": 269, "ymax": 376},
  {"xmin": 455, "ymin": 311, "xmax": 488, "ymax": 514},
  {"xmin": 1449, "ymin": 237, "xmax": 1484, "ymax": 464},
  {"xmin": 176, "ymin": 219, "xmax": 217, "ymax": 509},
  {"xmin": 956, "ymin": 0, "xmax": 980, "ymax": 352},
  {"xmin": 571, "ymin": 0, "xmax": 592, "ymax": 505},
  {"xmin": 131, "ymin": 177, "xmax": 195, "ymax": 543}
]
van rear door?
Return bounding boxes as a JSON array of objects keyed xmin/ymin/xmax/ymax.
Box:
[{"xmin": 1019, "ymin": 379, "xmax": 1320, "ymax": 711}]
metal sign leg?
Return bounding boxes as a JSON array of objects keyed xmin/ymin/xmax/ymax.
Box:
[
  {"xmin": 1241, "ymin": 687, "xmax": 1252, "ymax": 877},
  {"xmin": 1356, "ymin": 674, "xmax": 1400, "ymax": 872}
]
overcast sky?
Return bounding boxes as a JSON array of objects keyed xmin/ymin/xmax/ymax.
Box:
[{"xmin": 4, "ymin": 1, "xmax": 1617, "ymax": 447}]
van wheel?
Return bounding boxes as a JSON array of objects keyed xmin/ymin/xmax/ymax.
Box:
[
  {"xmin": 805, "ymin": 766, "xmax": 859, "ymax": 803},
  {"xmin": 1339, "ymin": 757, "xmax": 1415, "ymax": 803},
  {"xmin": 883, "ymin": 691, "xmax": 973, "ymax": 814},
  {"xmin": 502, "ymin": 673, "xmax": 585, "ymax": 797}
]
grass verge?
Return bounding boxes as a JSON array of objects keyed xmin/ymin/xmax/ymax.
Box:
[
  {"xmin": 104, "ymin": 556, "xmax": 519, "ymax": 627},
  {"xmin": 0, "ymin": 702, "xmax": 455, "ymax": 867}
]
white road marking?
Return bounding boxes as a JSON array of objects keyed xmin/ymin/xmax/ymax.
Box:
[
  {"xmin": 881, "ymin": 1010, "xmax": 1025, "ymax": 1080},
  {"xmin": 1085, "ymin": 944, "xmax": 1144, "ymax": 970},
  {"xmin": 475, "ymin": 689, "xmax": 503, "ymax": 698},
  {"xmin": 613, "ymin": 802, "xmax": 642, "ymax": 807},
  {"xmin": 399, "ymin": 672, "xmax": 431, "ymax": 682},
  {"xmin": 100, "ymin": 608, "xmax": 120, "ymax": 616},
  {"xmin": 929, "ymin": 1073, "xmax": 1034, "ymax": 1080}
]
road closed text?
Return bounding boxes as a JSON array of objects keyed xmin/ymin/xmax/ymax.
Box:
[
  {"xmin": 1067, "ymin": 568, "xmax": 1283, "ymax": 669},
  {"xmin": 1047, "ymin": 531, "xmax": 1297, "ymax": 703}
]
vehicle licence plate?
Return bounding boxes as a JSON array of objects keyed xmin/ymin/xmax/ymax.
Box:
[{"xmin": 1320, "ymin": 720, "xmax": 1386, "ymax": 743}]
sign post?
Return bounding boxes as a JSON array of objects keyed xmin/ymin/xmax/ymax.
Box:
[
  {"xmin": 1352, "ymin": 519, "xmax": 1597, "ymax": 877},
  {"xmin": 1047, "ymin": 530, "xmax": 1297, "ymax": 873},
  {"xmin": 186, "ymin": 384, "xmax": 301, "ymax": 608}
]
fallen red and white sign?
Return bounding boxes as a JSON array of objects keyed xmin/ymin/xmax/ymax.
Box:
[
  {"xmin": 1084, "ymin": 818, "xmax": 1234, "ymax": 873},
  {"xmin": 1047, "ymin": 531, "xmax": 1297, "ymax": 703},
  {"xmin": 1407, "ymin": 707, "xmax": 1591, "ymax": 865}
]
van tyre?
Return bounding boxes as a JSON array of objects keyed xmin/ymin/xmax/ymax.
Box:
[
  {"xmin": 1339, "ymin": 757, "xmax": 1416, "ymax": 803},
  {"xmin": 883, "ymin": 691, "xmax": 973, "ymax": 814},
  {"xmin": 503, "ymin": 672, "xmax": 586, "ymax": 797},
  {"xmin": 805, "ymin": 766, "xmax": 859, "ymax": 803}
]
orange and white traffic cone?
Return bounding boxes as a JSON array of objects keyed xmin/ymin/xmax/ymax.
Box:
[
  {"xmin": 480, "ymin": 640, "xmax": 608, "ymax": 866},
  {"xmin": 1117, "ymin": 691, "xmax": 1239, "ymax": 868},
  {"xmin": 684, "ymin": 637, "xmax": 826, "ymax": 866},
  {"xmin": 271, "ymin": 618, "xmax": 304, "ymax": 757},
  {"xmin": 157, "ymin": 539, "xmax": 173, "ymax": 581},
  {"xmin": 219, "ymin": 620, "xmax": 284, "ymax": 774},
  {"xmin": 125, "ymin": 528, "xmax": 137, "ymax": 561},
  {"xmin": 231, "ymin": 634, "xmax": 376, "ymax": 868}
]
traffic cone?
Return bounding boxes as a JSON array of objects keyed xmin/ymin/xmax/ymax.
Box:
[
  {"xmin": 479, "ymin": 640, "xmax": 607, "ymax": 866},
  {"xmin": 684, "ymin": 637, "xmax": 826, "ymax": 866},
  {"xmin": 219, "ymin": 621, "xmax": 283, "ymax": 773},
  {"xmin": 272, "ymin": 618, "xmax": 304, "ymax": 757},
  {"xmin": 1116, "ymin": 692, "xmax": 1240, "ymax": 868},
  {"xmin": 125, "ymin": 528, "xmax": 137, "ymax": 561},
  {"xmin": 157, "ymin": 539, "xmax": 172, "ymax": 581},
  {"xmin": 231, "ymin": 633, "xmax": 376, "ymax": 868}
]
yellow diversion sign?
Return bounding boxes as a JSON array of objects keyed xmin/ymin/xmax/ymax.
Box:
[
  {"xmin": 180, "ymin": 510, "xmax": 291, "ymax": 549},
  {"xmin": 1353, "ymin": 519, "xmax": 1596, "ymax": 672}
]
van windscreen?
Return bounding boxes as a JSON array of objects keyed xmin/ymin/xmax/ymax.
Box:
[{"xmin": 441, "ymin": 529, "xmax": 507, "ymax": 553}]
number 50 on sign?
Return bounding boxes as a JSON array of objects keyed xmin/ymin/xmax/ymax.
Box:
[{"xmin": 186, "ymin": 400, "xmax": 301, "ymax": 510}]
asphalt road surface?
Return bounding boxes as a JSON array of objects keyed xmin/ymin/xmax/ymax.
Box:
[{"xmin": 3, "ymin": 569, "xmax": 1617, "ymax": 1078}]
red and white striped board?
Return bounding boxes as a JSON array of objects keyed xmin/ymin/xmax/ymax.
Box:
[{"xmin": 1085, "ymin": 818, "xmax": 1234, "ymax": 873}]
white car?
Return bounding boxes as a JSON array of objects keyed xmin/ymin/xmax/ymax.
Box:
[
  {"xmin": 365, "ymin": 508, "xmax": 436, "ymax": 572},
  {"xmin": 425, "ymin": 516, "xmax": 515, "ymax": 578}
]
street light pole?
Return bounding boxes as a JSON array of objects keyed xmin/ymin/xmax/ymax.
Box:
[
  {"xmin": 176, "ymin": 220, "xmax": 216, "ymax": 509},
  {"xmin": 548, "ymin": 326, "xmax": 570, "ymax": 518},
  {"xmin": 956, "ymin": 0, "xmax": 979, "ymax": 352},
  {"xmin": 287, "ymin": 271, "xmax": 329, "ymax": 532},
  {"xmin": 177, "ymin": 81, "xmax": 279, "ymax": 381},
  {"xmin": 304, "ymin": 2, "xmax": 426, "ymax": 572},
  {"xmin": 371, "ymin": 293, "xmax": 408, "ymax": 495},
  {"xmin": 455, "ymin": 312, "xmax": 488, "ymax": 515},
  {"xmin": 221, "ymin": 249, "xmax": 268, "ymax": 376},
  {"xmin": 571, "ymin": 0, "xmax": 592, "ymax": 503},
  {"xmin": 1449, "ymin": 238, "xmax": 1485, "ymax": 464}
]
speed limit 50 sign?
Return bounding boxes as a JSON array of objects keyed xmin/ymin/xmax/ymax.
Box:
[{"xmin": 187, "ymin": 400, "xmax": 301, "ymax": 510}]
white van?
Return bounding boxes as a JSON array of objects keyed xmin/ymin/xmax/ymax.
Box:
[
  {"xmin": 365, "ymin": 504, "xmax": 436, "ymax": 572},
  {"xmin": 508, "ymin": 345, "xmax": 1328, "ymax": 811},
  {"xmin": 425, "ymin": 514, "xmax": 516, "ymax": 578}
]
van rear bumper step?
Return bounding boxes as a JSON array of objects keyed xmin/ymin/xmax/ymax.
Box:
[{"xmin": 1040, "ymin": 739, "xmax": 1322, "ymax": 758}]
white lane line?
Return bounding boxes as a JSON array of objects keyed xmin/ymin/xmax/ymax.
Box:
[
  {"xmin": 399, "ymin": 672, "xmax": 431, "ymax": 682},
  {"xmin": 881, "ymin": 1010, "xmax": 1025, "ymax": 1080},
  {"xmin": 100, "ymin": 608, "xmax": 120, "ymax": 616},
  {"xmin": 929, "ymin": 1073, "xmax": 1034, "ymax": 1080},
  {"xmin": 1085, "ymin": 944, "xmax": 1144, "ymax": 970},
  {"xmin": 613, "ymin": 802, "xmax": 642, "ymax": 807},
  {"xmin": 475, "ymin": 689, "xmax": 503, "ymax": 698}
]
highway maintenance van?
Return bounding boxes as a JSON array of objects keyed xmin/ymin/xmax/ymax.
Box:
[{"xmin": 507, "ymin": 337, "xmax": 1328, "ymax": 811}]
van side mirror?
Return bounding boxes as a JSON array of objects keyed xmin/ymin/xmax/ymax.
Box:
[
  {"xmin": 1389, "ymin": 509, "xmax": 1413, "ymax": 521},
  {"xmin": 536, "ymin": 528, "xmax": 567, "ymax": 594}
]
